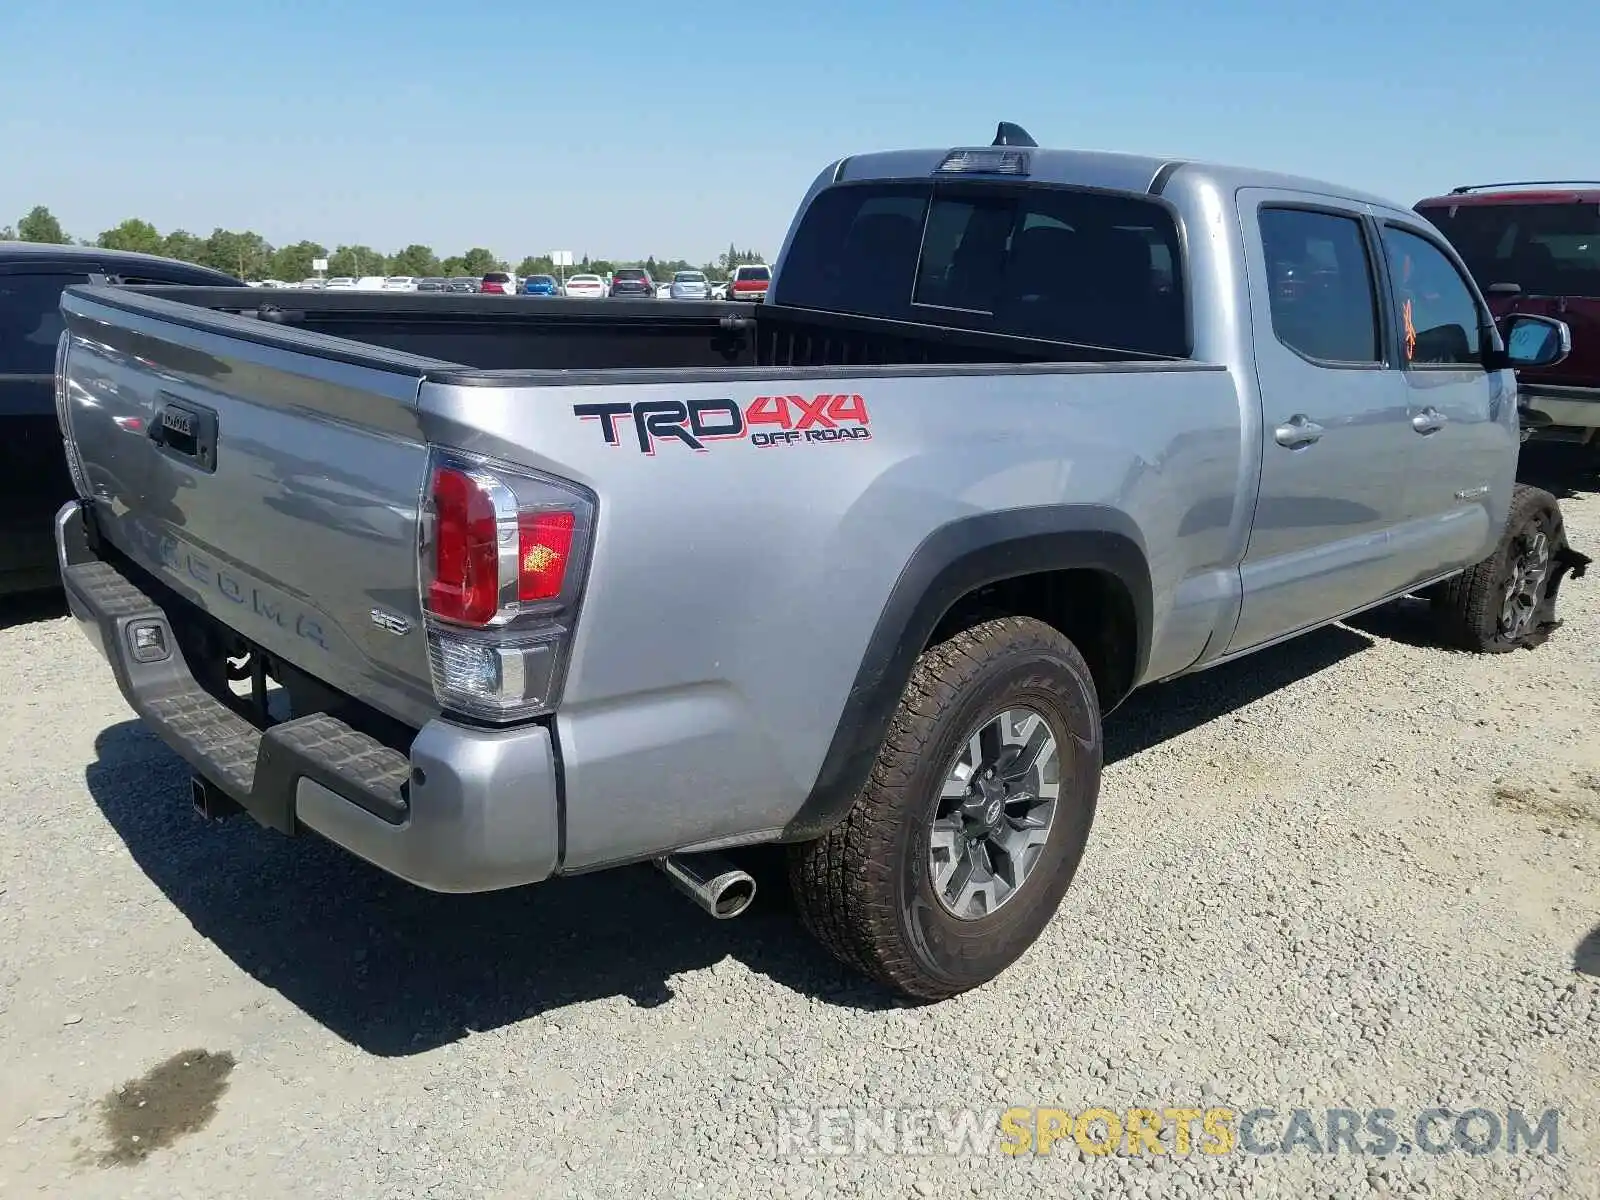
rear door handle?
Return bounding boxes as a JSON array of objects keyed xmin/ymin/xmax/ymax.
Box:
[
  {"xmin": 1411, "ymin": 407, "xmax": 1448, "ymax": 435},
  {"xmin": 1273, "ymin": 414, "xmax": 1324, "ymax": 448}
]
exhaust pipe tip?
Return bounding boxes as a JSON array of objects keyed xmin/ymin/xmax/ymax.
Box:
[
  {"xmin": 655, "ymin": 852, "xmax": 758, "ymax": 920},
  {"xmin": 709, "ymin": 873, "xmax": 757, "ymax": 919}
]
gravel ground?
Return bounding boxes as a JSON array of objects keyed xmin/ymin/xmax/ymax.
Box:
[{"xmin": 2, "ymin": 448, "xmax": 1598, "ymax": 1200}]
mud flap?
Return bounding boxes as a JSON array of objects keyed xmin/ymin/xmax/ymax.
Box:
[{"xmin": 1530, "ymin": 515, "xmax": 1591, "ymax": 647}]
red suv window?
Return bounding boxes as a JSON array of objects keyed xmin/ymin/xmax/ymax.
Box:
[{"xmin": 1418, "ymin": 201, "xmax": 1600, "ymax": 298}]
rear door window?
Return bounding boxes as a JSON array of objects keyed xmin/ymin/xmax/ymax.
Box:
[
  {"xmin": 0, "ymin": 272, "xmax": 87, "ymax": 374},
  {"xmin": 1257, "ymin": 208, "xmax": 1381, "ymax": 365},
  {"xmin": 774, "ymin": 180, "xmax": 1187, "ymax": 356}
]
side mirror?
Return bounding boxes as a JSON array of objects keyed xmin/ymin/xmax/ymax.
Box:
[{"xmin": 1487, "ymin": 313, "xmax": 1571, "ymax": 371}]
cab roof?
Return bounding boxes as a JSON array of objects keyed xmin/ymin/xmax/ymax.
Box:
[
  {"xmin": 0, "ymin": 240, "xmax": 243, "ymax": 282},
  {"xmin": 833, "ymin": 144, "xmax": 1403, "ymax": 213}
]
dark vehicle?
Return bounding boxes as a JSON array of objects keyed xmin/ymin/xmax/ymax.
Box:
[
  {"xmin": 608, "ymin": 268, "xmax": 655, "ymax": 299},
  {"xmin": 415, "ymin": 277, "xmax": 448, "ymax": 293},
  {"xmin": 1415, "ymin": 182, "xmax": 1600, "ymax": 450},
  {"xmin": 0, "ymin": 242, "xmax": 241, "ymax": 595},
  {"xmin": 480, "ymin": 271, "xmax": 515, "ymax": 295},
  {"xmin": 521, "ymin": 274, "xmax": 560, "ymax": 296},
  {"xmin": 446, "ymin": 277, "xmax": 480, "ymax": 293}
]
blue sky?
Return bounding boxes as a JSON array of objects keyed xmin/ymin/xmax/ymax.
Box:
[{"xmin": 4, "ymin": 0, "xmax": 1595, "ymax": 265}]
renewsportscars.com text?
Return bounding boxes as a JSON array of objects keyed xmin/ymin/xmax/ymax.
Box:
[{"xmin": 773, "ymin": 1105, "xmax": 1561, "ymax": 1159}]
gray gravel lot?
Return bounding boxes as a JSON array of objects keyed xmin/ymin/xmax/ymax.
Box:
[{"xmin": 2, "ymin": 448, "xmax": 1598, "ymax": 1199}]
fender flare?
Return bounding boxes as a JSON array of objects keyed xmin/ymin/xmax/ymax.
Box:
[{"xmin": 782, "ymin": 504, "xmax": 1152, "ymax": 841}]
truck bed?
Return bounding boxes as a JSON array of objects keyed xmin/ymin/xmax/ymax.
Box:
[
  {"xmin": 57, "ymin": 275, "xmax": 1235, "ymax": 885},
  {"xmin": 108, "ymin": 286, "xmax": 1170, "ymax": 375}
]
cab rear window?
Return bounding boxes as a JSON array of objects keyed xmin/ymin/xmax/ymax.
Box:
[{"xmin": 774, "ymin": 181, "xmax": 1188, "ymax": 357}]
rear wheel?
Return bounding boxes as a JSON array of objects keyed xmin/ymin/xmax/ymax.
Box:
[
  {"xmin": 1433, "ymin": 483, "xmax": 1570, "ymax": 652},
  {"xmin": 788, "ymin": 616, "xmax": 1102, "ymax": 1000}
]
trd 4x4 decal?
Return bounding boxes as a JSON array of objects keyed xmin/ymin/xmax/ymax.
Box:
[{"xmin": 574, "ymin": 393, "xmax": 871, "ymax": 454}]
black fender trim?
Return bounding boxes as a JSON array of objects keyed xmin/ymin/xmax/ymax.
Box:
[{"xmin": 781, "ymin": 505, "xmax": 1152, "ymax": 842}]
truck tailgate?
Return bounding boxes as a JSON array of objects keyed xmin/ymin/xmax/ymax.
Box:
[{"xmin": 59, "ymin": 286, "xmax": 443, "ymax": 728}]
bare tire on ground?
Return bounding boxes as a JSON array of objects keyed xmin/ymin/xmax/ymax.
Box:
[
  {"xmin": 1432, "ymin": 483, "xmax": 1581, "ymax": 653},
  {"xmin": 787, "ymin": 616, "xmax": 1102, "ymax": 1001}
]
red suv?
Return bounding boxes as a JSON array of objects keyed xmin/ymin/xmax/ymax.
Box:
[{"xmin": 1414, "ymin": 182, "xmax": 1600, "ymax": 451}]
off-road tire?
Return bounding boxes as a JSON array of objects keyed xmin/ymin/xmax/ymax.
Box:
[
  {"xmin": 1433, "ymin": 483, "xmax": 1567, "ymax": 652},
  {"xmin": 787, "ymin": 616, "xmax": 1102, "ymax": 1000}
]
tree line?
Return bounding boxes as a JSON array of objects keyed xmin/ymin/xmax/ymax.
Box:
[{"xmin": 3, "ymin": 205, "xmax": 766, "ymax": 282}]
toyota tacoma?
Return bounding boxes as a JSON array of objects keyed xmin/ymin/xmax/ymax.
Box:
[{"xmin": 53, "ymin": 125, "xmax": 1589, "ymax": 1000}]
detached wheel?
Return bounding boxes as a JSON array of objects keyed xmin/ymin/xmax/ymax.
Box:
[
  {"xmin": 1433, "ymin": 483, "xmax": 1571, "ymax": 652},
  {"xmin": 788, "ymin": 616, "xmax": 1101, "ymax": 1000}
]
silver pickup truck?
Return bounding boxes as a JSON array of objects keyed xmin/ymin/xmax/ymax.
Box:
[{"xmin": 53, "ymin": 125, "xmax": 1589, "ymax": 1000}]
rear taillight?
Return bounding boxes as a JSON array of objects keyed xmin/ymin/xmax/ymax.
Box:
[
  {"xmin": 54, "ymin": 332, "xmax": 90, "ymax": 499},
  {"xmin": 518, "ymin": 511, "xmax": 575, "ymax": 601},
  {"xmin": 419, "ymin": 448, "xmax": 595, "ymax": 722},
  {"xmin": 427, "ymin": 465, "xmax": 501, "ymax": 625}
]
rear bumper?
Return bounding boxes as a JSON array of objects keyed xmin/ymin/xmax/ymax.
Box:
[
  {"xmin": 56, "ymin": 503, "xmax": 561, "ymax": 893},
  {"xmin": 1522, "ymin": 385, "xmax": 1600, "ymax": 435}
]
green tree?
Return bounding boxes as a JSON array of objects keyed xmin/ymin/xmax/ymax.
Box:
[
  {"xmin": 0, "ymin": 224, "xmax": 14, "ymax": 240},
  {"xmin": 458, "ymin": 247, "xmax": 499, "ymax": 276},
  {"xmin": 388, "ymin": 244, "xmax": 441, "ymax": 277},
  {"xmin": 269, "ymin": 240, "xmax": 328, "ymax": 282},
  {"xmin": 162, "ymin": 230, "xmax": 205, "ymax": 263},
  {"xmin": 516, "ymin": 255, "xmax": 556, "ymax": 278},
  {"xmin": 199, "ymin": 228, "xmax": 272, "ymax": 280},
  {"xmin": 328, "ymin": 244, "xmax": 387, "ymax": 277},
  {"xmin": 17, "ymin": 205, "xmax": 69, "ymax": 244},
  {"xmin": 716, "ymin": 244, "xmax": 764, "ymax": 274},
  {"xmin": 97, "ymin": 218, "xmax": 165, "ymax": 256}
]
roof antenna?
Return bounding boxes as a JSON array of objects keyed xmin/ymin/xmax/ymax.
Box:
[{"xmin": 993, "ymin": 122, "xmax": 1037, "ymax": 148}]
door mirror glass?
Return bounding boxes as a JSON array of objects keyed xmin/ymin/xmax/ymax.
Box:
[{"xmin": 1503, "ymin": 314, "xmax": 1570, "ymax": 369}]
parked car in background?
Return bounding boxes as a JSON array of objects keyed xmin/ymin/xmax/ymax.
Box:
[
  {"xmin": 711, "ymin": 280, "xmax": 728, "ymax": 300},
  {"xmin": 447, "ymin": 277, "xmax": 480, "ymax": 293},
  {"xmin": 382, "ymin": 276, "xmax": 418, "ymax": 292},
  {"xmin": 1415, "ymin": 181, "xmax": 1600, "ymax": 452},
  {"xmin": 299, "ymin": 277, "xmax": 327, "ymax": 290},
  {"xmin": 416, "ymin": 277, "xmax": 448, "ymax": 293},
  {"xmin": 48, "ymin": 124, "xmax": 1590, "ymax": 1000},
  {"xmin": 563, "ymin": 273, "xmax": 607, "ymax": 298},
  {"xmin": 669, "ymin": 269, "xmax": 711, "ymax": 301},
  {"xmin": 609, "ymin": 268, "xmax": 655, "ymax": 299},
  {"xmin": 0, "ymin": 242, "xmax": 242, "ymax": 595},
  {"xmin": 480, "ymin": 271, "xmax": 516, "ymax": 295},
  {"xmin": 521, "ymin": 274, "xmax": 560, "ymax": 296},
  {"xmin": 354, "ymin": 276, "xmax": 388, "ymax": 292},
  {"xmin": 655, "ymin": 281, "xmax": 674, "ymax": 299},
  {"xmin": 727, "ymin": 263, "xmax": 771, "ymax": 302},
  {"xmin": 325, "ymin": 277, "xmax": 357, "ymax": 290}
]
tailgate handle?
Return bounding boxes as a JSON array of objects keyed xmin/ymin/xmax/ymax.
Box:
[{"xmin": 151, "ymin": 399, "xmax": 219, "ymax": 473}]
